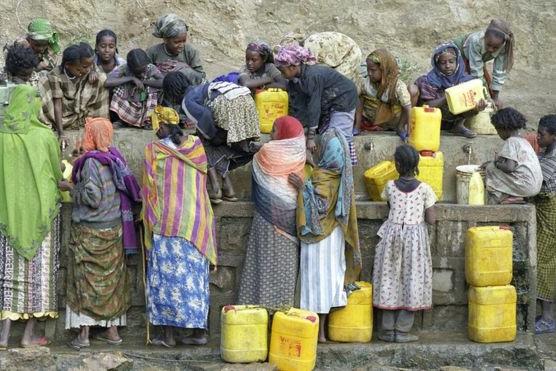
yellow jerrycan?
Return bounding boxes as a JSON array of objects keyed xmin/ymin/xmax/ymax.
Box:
[
  {"xmin": 220, "ymin": 305, "xmax": 268, "ymax": 363},
  {"xmin": 467, "ymin": 171, "xmax": 485, "ymax": 205},
  {"xmin": 416, "ymin": 151, "xmax": 444, "ymax": 200},
  {"xmin": 255, "ymin": 88, "xmax": 289, "ymax": 134},
  {"xmin": 409, "ymin": 105, "xmax": 442, "ymax": 152},
  {"xmin": 445, "ymin": 79, "xmax": 486, "ymax": 115},
  {"xmin": 328, "ymin": 281, "xmax": 373, "ymax": 343},
  {"xmin": 465, "ymin": 226, "xmax": 513, "ymax": 287},
  {"xmin": 363, "ymin": 161, "xmax": 399, "ymax": 201},
  {"xmin": 60, "ymin": 159, "xmax": 73, "ymax": 203},
  {"xmin": 468, "ymin": 285, "xmax": 517, "ymax": 343},
  {"xmin": 269, "ymin": 307, "xmax": 319, "ymax": 371}
]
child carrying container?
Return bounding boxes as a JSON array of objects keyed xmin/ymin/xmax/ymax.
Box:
[
  {"xmin": 482, "ymin": 108, "xmax": 542, "ymax": 204},
  {"xmin": 372, "ymin": 145, "xmax": 436, "ymax": 343},
  {"xmin": 532, "ymin": 114, "xmax": 556, "ymax": 334}
]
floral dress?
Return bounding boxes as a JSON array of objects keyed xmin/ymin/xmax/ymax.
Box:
[{"xmin": 372, "ymin": 180, "xmax": 436, "ymax": 311}]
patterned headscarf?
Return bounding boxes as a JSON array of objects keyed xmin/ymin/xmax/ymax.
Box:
[
  {"xmin": 152, "ymin": 14, "xmax": 188, "ymax": 39},
  {"xmin": 486, "ymin": 18, "xmax": 514, "ymax": 72},
  {"xmin": 425, "ymin": 42, "xmax": 473, "ymax": 89},
  {"xmin": 82, "ymin": 117, "xmax": 113, "ymax": 153},
  {"xmin": 27, "ymin": 18, "xmax": 60, "ymax": 54},
  {"xmin": 149, "ymin": 105, "xmax": 179, "ymax": 132},
  {"xmin": 246, "ymin": 41, "xmax": 274, "ymax": 63},
  {"xmin": 273, "ymin": 116, "xmax": 304, "ymax": 140},
  {"xmin": 366, "ymin": 49, "xmax": 399, "ymax": 103},
  {"xmin": 274, "ymin": 45, "xmax": 316, "ymax": 67}
]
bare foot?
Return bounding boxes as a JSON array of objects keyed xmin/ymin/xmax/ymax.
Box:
[{"xmin": 21, "ymin": 335, "xmax": 49, "ymax": 348}]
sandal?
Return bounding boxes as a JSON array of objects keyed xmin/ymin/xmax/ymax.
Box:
[
  {"xmin": 94, "ymin": 334, "xmax": 123, "ymax": 345},
  {"xmin": 67, "ymin": 337, "xmax": 90, "ymax": 351},
  {"xmin": 535, "ymin": 318, "xmax": 556, "ymax": 334},
  {"xmin": 22, "ymin": 336, "xmax": 50, "ymax": 348},
  {"xmin": 500, "ymin": 196, "xmax": 526, "ymax": 205},
  {"xmin": 180, "ymin": 335, "xmax": 208, "ymax": 346},
  {"xmin": 452, "ymin": 126, "xmax": 477, "ymax": 139},
  {"xmin": 150, "ymin": 338, "xmax": 175, "ymax": 348}
]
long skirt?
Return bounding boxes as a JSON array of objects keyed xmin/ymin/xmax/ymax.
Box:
[
  {"xmin": 325, "ymin": 110, "xmax": 357, "ymax": 165},
  {"xmin": 238, "ymin": 212, "xmax": 299, "ymax": 310},
  {"xmin": 66, "ymin": 223, "xmax": 130, "ymax": 322},
  {"xmin": 147, "ymin": 235, "xmax": 209, "ymax": 329},
  {"xmin": 0, "ymin": 215, "xmax": 60, "ymax": 320},
  {"xmin": 110, "ymin": 85, "xmax": 158, "ymax": 128},
  {"xmin": 300, "ymin": 226, "xmax": 347, "ymax": 314},
  {"xmin": 536, "ymin": 196, "xmax": 556, "ymax": 301},
  {"xmin": 372, "ymin": 221, "xmax": 432, "ymax": 311}
]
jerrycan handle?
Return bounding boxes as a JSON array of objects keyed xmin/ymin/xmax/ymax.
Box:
[
  {"xmin": 423, "ymin": 105, "xmax": 435, "ymax": 113},
  {"xmin": 266, "ymin": 88, "xmax": 286, "ymax": 92},
  {"xmin": 499, "ymin": 224, "xmax": 511, "ymax": 231}
]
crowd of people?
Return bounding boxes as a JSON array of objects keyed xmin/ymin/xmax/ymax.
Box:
[{"xmin": 0, "ymin": 12, "xmax": 554, "ymax": 351}]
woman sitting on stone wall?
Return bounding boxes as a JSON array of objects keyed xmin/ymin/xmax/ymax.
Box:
[{"xmin": 238, "ymin": 116, "xmax": 306, "ymax": 310}]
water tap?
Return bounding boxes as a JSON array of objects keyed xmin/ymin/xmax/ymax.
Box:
[
  {"xmin": 363, "ymin": 139, "xmax": 374, "ymax": 152},
  {"xmin": 462, "ymin": 144, "xmax": 472, "ymax": 165}
]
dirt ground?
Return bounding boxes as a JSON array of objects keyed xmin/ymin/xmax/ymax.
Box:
[{"xmin": 0, "ymin": 0, "xmax": 554, "ymax": 123}]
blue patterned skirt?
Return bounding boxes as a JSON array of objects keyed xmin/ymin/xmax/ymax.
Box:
[{"xmin": 146, "ymin": 235, "xmax": 210, "ymax": 329}]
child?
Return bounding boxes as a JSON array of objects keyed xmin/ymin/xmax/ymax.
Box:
[
  {"xmin": 94, "ymin": 29, "xmax": 126, "ymax": 74},
  {"xmin": 106, "ymin": 49, "xmax": 163, "ymax": 128},
  {"xmin": 373, "ymin": 144, "xmax": 436, "ymax": 343},
  {"xmin": 532, "ymin": 114, "xmax": 556, "ymax": 333},
  {"xmin": 40, "ymin": 42, "xmax": 108, "ymax": 146},
  {"xmin": 413, "ymin": 42, "xmax": 487, "ymax": 138},
  {"xmin": 483, "ymin": 107, "xmax": 542, "ymax": 204},
  {"xmin": 452, "ymin": 19, "xmax": 515, "ymax": 109},
  {"xmin": 274, "ymin": 45, "xmax": 358, "ymax": 164},
  {"xmin": 3, "ymin": 44, "xmax": 39, "ymax": 84},
  {"xmin": 355, "ymin": 49, "xmax": 411, "ymax": 139},
  {"xmin": 238, "ymin": 42, "xmax": 286, "ymax": 91},
  {"xmin": 146, "ymin": 13, "xmax": 206, "ymax": 84}
]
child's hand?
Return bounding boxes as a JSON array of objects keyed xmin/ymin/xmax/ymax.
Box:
[
  {"xmin": 132, "ymin": 77, "xmax": 145, "ymax": 90},
  {"xmin": 58, "ymin": 180, "xmax": 73, "ymax": 192},
  {"xmin": 475, "ymin": 99, "xmax": 487, "ymax": 112},
  {"xmin": 307, "ymin": 138, "xmax": 317, "ymax": 153},
  {"xmin": 88, "ymin": 70, "xmax": 99, "ymax": 85},
  {"xmin": 288, "ymin": 173, "xmax": 304, "ymax": 190}
]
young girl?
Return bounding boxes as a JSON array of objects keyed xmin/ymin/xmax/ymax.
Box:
[
  {"xmin": 532, "ymin": 114, "xmax": 556, "ymax": 333},
  {"xmin": 146, "ymin": 13, "xmax": 206, "ymax": 84},
  {"xmin": 452, "ymin": 18, "xmax": 515, "ymax": 109},
  {"xmin": 40, "ymin": 42, "xmax": 108, "ymax": 146},
  {"xmin": 483, "ymin": 107, "xmax": 542, "ymax": 204},
  {"xmin": 94, "ymin": 29, "xmax": 126, "ymax": 74},
  {"xmin": 106, "ymin": 49, "xmax": 163, "ymax": 128},
  {"xmin": 373, "ymin": 144, "xmax": 436, "ymax": 343},
  {"xmin": 238, "ymin": 42, "xmax": 286, "ymax": 91},
  {"xmin": 413, "ymin": 42, "xmax": 487, "ymax": 138},
  {"xmin": 3, "ymin": 44, "xmax": 39, "ymax": 84},
  {"xmin": 355, "ymin": 49, "xmax": 411, "ymax": 139},
  {"xmin": 275, "ymin": 45, "xmax": 358, "ymax": 164}
]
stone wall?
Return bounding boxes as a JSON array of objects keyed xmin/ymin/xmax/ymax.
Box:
[{"xmin": 44, "ymin": 201, "xmax": 536, "ymax": 343}]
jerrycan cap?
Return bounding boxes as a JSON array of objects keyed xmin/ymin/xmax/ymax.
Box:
[
  {"xmin": 499, "ymin": 224, "xmax": 511, "ymax": 231},
  {"xmin": 424, "ymin": 106, "xmax": 436, "ymax": 113},
  {"xmin": 420, "ymin": 150, "xmax": 435, "ymax": 157}
]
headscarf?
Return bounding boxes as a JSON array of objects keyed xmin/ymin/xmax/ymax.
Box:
[
  {"xmin": 0, "ymin": 84, "xmax": 62, "ymax": 260},
  {"xmin": 366, "ymin": 49, "xmax": 399, "ymax": 103},
  {"xmin": 27, "ymin": 18, "xmax": 60, "ymax": 54},
  {"xmin": 425, "ymin": 42, "xmax": 473, "ymax": 89},
  {"xmin": 152, "ymin": 14, "xmax": 188, "ymax": 39},
  {"xmin": 246, "ymin": 41, "xmax": 274, "ymax": 64},
  {"xmin": 149, "ymin": 105, "xmax": 179, "ymax": 132},
  {"xmin": 273, "ymin": 115, "xmax": 304, "ymax": 140},
  {"xmin": 274, "ymin": 45, "xmax": 316, "ymax": 67},
  {"xmin": 82, "ymin": 117, "xmax": 113, "ymax": 153},
  {"xmin": 486, "ymin": 18, "xmax": 514, "ymax": 72}
]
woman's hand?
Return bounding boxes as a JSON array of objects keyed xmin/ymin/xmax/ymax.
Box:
[
  {"xmin": 88, "ymin": 70, "xmax": 99, "ymax": 85},
  {"xmin": 58, "ymin": 180, "xmax": 73, "ymax": 192},
  {"xmin": 288, "ymin": 173, "xmax": 304, "ymax": 190},
  {"xmin": 306, "ymin": 138, "xmax": 317, "ymax": 153}
]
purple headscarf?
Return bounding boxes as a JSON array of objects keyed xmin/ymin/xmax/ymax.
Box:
[
  {"xmin": 274, "ymin": 45, "xmax": 316, "ymax": 67},
  {"xmin": 424, "ymin": 42, "xmax": 473, "ymax": 89},
  {"xmin": 246, "ymin": 41, "xmax": 274, "ymax": 63}
]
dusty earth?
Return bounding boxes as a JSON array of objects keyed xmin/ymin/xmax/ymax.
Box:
[{"xmin": 0, "ymin": 0, "xmax": 554, "ymax": 123}]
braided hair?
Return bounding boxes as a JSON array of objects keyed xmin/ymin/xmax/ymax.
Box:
[
  {"xmin": 162, "ymin": 71, "xmax": 191, "ymax": 104},
  {"xmin": 394, "ymin": 144, "xmax": 420, "ymax": 177},
  {"xmin": 491, "ymin": 107, "xmax": 527, "ymax": 131}
]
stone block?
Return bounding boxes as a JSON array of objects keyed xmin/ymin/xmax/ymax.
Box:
[
  {"xmin": 218, "ymin": 217, "xmax": 252, "ymax": 251},
  {"xmin": 434, "ymin": 220, "xmax": 467, "ymax": 257},
  {"xmin": 432, "ymin": 257, "xmax": 466, "ymax": 305},
  {"xmin": 210, "ymin": 266, "xmax": 236, "ymax": 291},
  {"xmin": 430, "ymin": 305, "xmax": 467, "ymax": 330},
  {"xmin": 433, "ymin": 268, "xmax": 454, "ymax": 293}
]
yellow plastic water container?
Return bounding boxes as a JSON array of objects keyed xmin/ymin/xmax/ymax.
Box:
[
  {"xmin": 363, "ymin": 161, "xmax": 398, "ymax": 201},
  {"xmin": 328, "ymin": 281, "xmax": 373, "ymax": 343},
  {"xmin": 456, "ymin": 165, "xmax": 485, "ymax": 205},
  {"xmin": 466, "ymin": 106, "xmax": 496, "ymax": 135},
  {"xmin": 468, "ymin": 285, "xmax": 517, "ymax": 343},
  {"xmin": 465, "ymin": 226, "xmax": 513, "ymax": 287},
  {"xmin": 416, "ymin": 151, "xmax": 444, "ymax": 200},
  {"xmin": 255, "ymin": 88, "xmax": 289, "ymax": 134},
  {"xmin": 269, "ymin": 307, "xmax": 319, "ymax": 371},
  {"xmin": 220, "ymin": 305, "xmax": 268, "ymax": 363},
  {"xmin": 60, "ymin": 159, "xmax": 73, "ymax": 203},
  {"xmin": 409, "ymin": 105, "xmax": 442, "ymax": 152},
  {"xmin": 445, "ymin": 79, "xmax": 486, "ymax": 115}
]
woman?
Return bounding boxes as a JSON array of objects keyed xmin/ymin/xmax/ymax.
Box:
[
  {"xmin": 238, "ymin": 116, "xmax": 306, "ymax": 309},
  {"xmin": 63, "ymin": 117, "xmax": 141, "ymax": 350},
  {"xmin": 146, "ymin": 13, "xmax": 206, "ymax": 84},
  {"xmin": 413, "ymin": 42, "xmax": 487, "ymax": 138},
  {"xmin": 15, "ymin": 18, "xmax": 60, "ymax": 73},
  {"xmin": 0, "ymin": 83, "xmax": 63, "ymax": 348},
  {"xmin": 452, "ymin": 18, "xmax": 515, "ymax": 109},
  {"xmin": 143, "ymin": 106, "xmax": 217, "ymax": 347},
  {"xmin": 163, "ymin": 71, "xmax": 260, "ymax": 203},
  {"xmin": 288, "ymin": 128, "xmax": 361, "ymax": 343}
]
